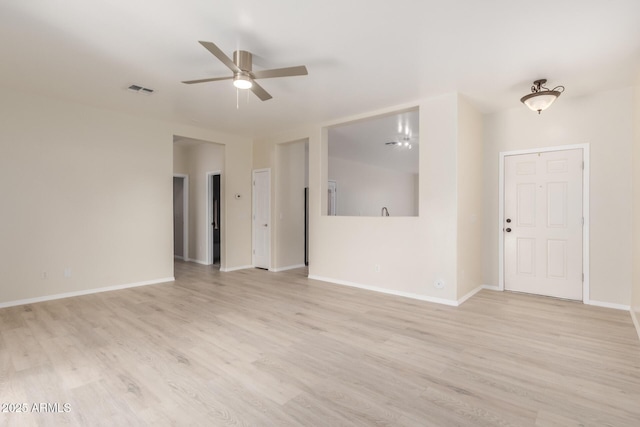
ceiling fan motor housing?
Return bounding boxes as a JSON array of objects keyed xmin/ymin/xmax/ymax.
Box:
[{"xmin": 233, "ymin": 50, "xmax": 252, "ymax": 71}]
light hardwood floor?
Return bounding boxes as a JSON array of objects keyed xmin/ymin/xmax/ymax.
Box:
[{"xmin": 1, "ymin": 261, "xmax": 640, "ymax": 426}]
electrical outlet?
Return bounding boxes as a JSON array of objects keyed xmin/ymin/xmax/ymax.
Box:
[
  {"xmin": 41, "ymin": 271, "xmax": 47, "ymax": 279},
  {"xmin": 374, "ymin": 264, "xmax": 381, "ymax": 273},
  {"xmin": 64, "ymin": 268, "xmax": 72, "ymax": 278}
]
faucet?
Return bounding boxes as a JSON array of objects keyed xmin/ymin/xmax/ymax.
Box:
[{"xmin": 381, "ymin": 207, "xmax": 389, "ymax": 217}]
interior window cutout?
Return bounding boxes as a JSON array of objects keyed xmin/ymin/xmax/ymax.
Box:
[{"xmin": 326, "ymin": 108, "xmax": 419, "ymax": 217}]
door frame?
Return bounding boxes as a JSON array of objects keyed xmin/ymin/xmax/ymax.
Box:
[
  {"xmin": 252, "ymin": 168, "xmax": 271, "ymax": 269},
  {"xmin": 173, "ymin": 174, "xmax": 189, "ymax": 262},
  {"xmin": 498, "ymin": 143, "xmax": 590, "ymax": 302},
  {"xmin": 206, "ymin": 171, "xmax": 222, "ymax": 266}
]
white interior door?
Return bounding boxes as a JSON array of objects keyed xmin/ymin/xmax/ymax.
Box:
[
  {"xmin": 252, "ymin": 169, "xmax": 271, "ymax": 269},
  {"xmin": 504, "ymin": 149, "xmax": 583, "ymax": 300}
]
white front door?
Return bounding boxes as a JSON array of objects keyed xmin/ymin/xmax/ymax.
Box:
[
  {"xmin": 252, "ymin": 169, "xmax": 271, "ymax": 269},
  {"xmin": 504, "ymin": 149, "xmax": 583, "ymax": 300}
]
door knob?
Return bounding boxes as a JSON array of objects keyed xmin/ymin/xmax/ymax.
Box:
[
  {"xmin": 506, "ymin": 218, "xmax": 512, "ymax": 223},
  {"xmin": 263, "ymin": 224, "xmax": 268, "ymax": 227},
  {"xmin": 505, "ymin": 228, "xmax": 512, "ymax": 232}
]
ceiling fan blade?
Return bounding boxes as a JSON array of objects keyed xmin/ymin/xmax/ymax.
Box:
[
  {"xmin": 182, "ymin": 76, "xmax": 233, "ymax": 84},
  {"xmin": 250, "ymin": 80, "xmax": 272, "ymax": 101},
  {"xmin": 199, "ymin": 41, "xmax": 240, "ymax": 73},
  {"xmin": 252, "ymin": 65, "xmax": 308, "ymax": 79}
]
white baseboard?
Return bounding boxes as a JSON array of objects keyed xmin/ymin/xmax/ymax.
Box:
[
  {"xmin": 457, "ymin": 286, "xmax": 483, "ymax": 305},
  {"xmin": 220, "ymin": 265, "xmax": 254, "ymax": 272},
  {"xmin": 631, "ymin": 309, "xmax": 640, "ymax": 342},
  {"xmin": 270, "ymin": 264, "xmax": 306, "ymax": 272},
  {"xmin": 482, "ymin": 284, "xmax": 501, "ymax": 291},
  {"xmin": 308, "ymin": 275, "xmax": 459, "ymax": 307},
  {"xmin": 0, "ymin": 277, "xmax": 175, "ymax": 309},
  {"xmin": 190, "ymin": 259, "xmax": 210, "ymax": 266},
  {"xmin": 586, "ymin": 300, "xmax": 631, "ymax": 311},
  {"xmin": 174, "ymin": 255, "xmax": 185, "ymax": 260}
]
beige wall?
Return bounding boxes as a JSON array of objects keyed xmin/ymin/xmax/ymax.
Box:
[
  {"xmin": 274, "ymin": 140, "xmax": 307, "ymax": 270},
  {"xmin": 483, "ymin": 87, "xmax": 634, "ymax": 306},
  {"xmin": 328, "ymin": 156, "xmax": 418, "ymax": 217},
  {"xmin": 172, "ymin": 130, "xmax": 253, "ymax": 271},
  {"xmin": 171, "ymin": 127, "xmax": 253, "ymax": 271},
  {"xmin": 0, "ymin": 89, "xmax": 173, "ymax": 304},
  {"xmin": 255, "ymin": 94, "xmax": 483, "ymax": 304},
  {"xmin": 173, "ymin": 141, "xmax": 224, "ymax": 265},
  {"xmin": 305, "ymin": 96, "xmax": 459, "ymax": 301},
  {"xmin": 632, "ymin": 85, "xmax": 640, "ymax": 337},
  {"xmin": 0, "ymin": 88, "xmax": 254, "ymax": 306},
  {"xmin": 457, "ymin": 95, "xmax": 484, "ymax": 299}
]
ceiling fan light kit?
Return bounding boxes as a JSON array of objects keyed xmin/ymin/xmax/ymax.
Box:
[
  {"xmin": 520, "ymin": 79, "xmax": 565, "ymax": 114},
  {"xmin": 385, "ymin": 136, "xmax": 414, "ymax": 150},
  {"xmin": 233, "ymin": 72, "xmax": 253, "ymax": 89},
  {"xmin": 182, "ymin": 41, "xmax": 308, "ymax": 101}
]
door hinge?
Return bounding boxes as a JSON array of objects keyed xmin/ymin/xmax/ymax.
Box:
[
  {"xmin": 582, "ymin": 161, "xmax": 584, "ymax": 170},
  {"xmin": 582, "ymin": 217, "xmax": 584, "ymax": 226},
  {"xmin": 582, "ymin": 273, "xmax": 584, "ymax": 282}
]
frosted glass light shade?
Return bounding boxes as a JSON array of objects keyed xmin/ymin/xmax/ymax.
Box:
[
  {"xmin": 521, "ymin": 91, "xmax": 561, "ymax": 114},
  {"xmin": 233, "ymin": 75, "xmax": 253, "ymax": 89}
]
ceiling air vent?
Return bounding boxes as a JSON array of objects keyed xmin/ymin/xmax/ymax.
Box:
[{"xmin": 127, "ymin": 84, "xmax": 155, "ymax": 95}]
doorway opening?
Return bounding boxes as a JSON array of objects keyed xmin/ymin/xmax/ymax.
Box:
[
  {"xmin": 499, "ymin": 144, "xmax": 590, "ymax": 302},
  {"xmin": 207, "ymin": 172, "xmax": 222, "ymax": 267},
  {"xmin": 274, "ymin": 139, "xmax": 309, "ymax": 271},
  {"xmin": 173, "ymin": 174, "xmax": 189, "ymax": 261},
  {"xmin": 173, "ymin": 136, "xmax": 224, "ymax": 268}
]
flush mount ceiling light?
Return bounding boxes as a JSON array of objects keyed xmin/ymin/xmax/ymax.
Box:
[
  {"xmin": 233, "ymin": 71, "xmax": 253, "ymax": 89},
  {"xmin": 520, "ymin": 79, "xmax": 565, "ymax": 114}
]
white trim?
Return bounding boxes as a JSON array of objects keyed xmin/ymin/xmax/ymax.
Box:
[
  {"xmin": 173, "ymin": 174, "xmax": 189, "ymax": 261},
  {"xmin": 173, "ymin": 255, "xmax": 185, "ymax": 260},
  {"xmin": 269, "ymin": 264, "xmax": 306, "ymax": 272},
  {"xmin": 308, "ymin": 275, "xmax": 459, "ymax": 306},
  {"xmin": 457, "ymin": 286, "xmax": 483, "ymax": 305},
  {"xmin": 586, "ymin": 300, "xmax": 630, "ymax": 311},
  {"xmin": 206, "ymin": 171, "xmax": 222, "ymax": 266},
  {"xmin": 482, "ymin": 284, "xmax": 501, "ymax": 291},
  {"xmin": 0, "ymin": 277, "xmax": 175, "ymax": 309},
  {"xmin": 498, "ymin": 153, "xmax": 505, "ymax": 291},
  {"xmin": 190, "ymin": 259, "xmax": 210, "ymax": 266},
  {"xmin": 220, "ymin": 265, "xmax": 254, "ymax": 272},
  {"xmin": 498, "ymin": 143, "xmax": 590, "ymax": 302},
  {"xmin": 631, "ymin": 309, "xmax": 640, "ymax": 342}
]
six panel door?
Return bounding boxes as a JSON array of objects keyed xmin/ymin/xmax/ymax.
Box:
[{"xmin": 504, "ymin": 149, "xmax": 583, "ymax": 300}]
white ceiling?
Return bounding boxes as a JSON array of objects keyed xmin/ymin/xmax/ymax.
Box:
[
  {"xmin": 329, "ymin": 109, "xmax": 419, "ymax": 174},
  {"xmin": 2, "ymin": 1, "xmax": 639, "ymax": 138}
]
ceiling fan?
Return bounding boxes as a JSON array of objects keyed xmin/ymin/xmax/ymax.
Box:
[
  {"xmin": 182, "ymin": 41, "xmax": 308, "ymax": 101},
  {"xmin": 385, "ymin": 133, "xmax": 419, "ymax": 150}
]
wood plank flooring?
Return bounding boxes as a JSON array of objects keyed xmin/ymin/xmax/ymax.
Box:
[{"xmin": 1, "ymin": 261, "xmax": 640, "ymax": 426}]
